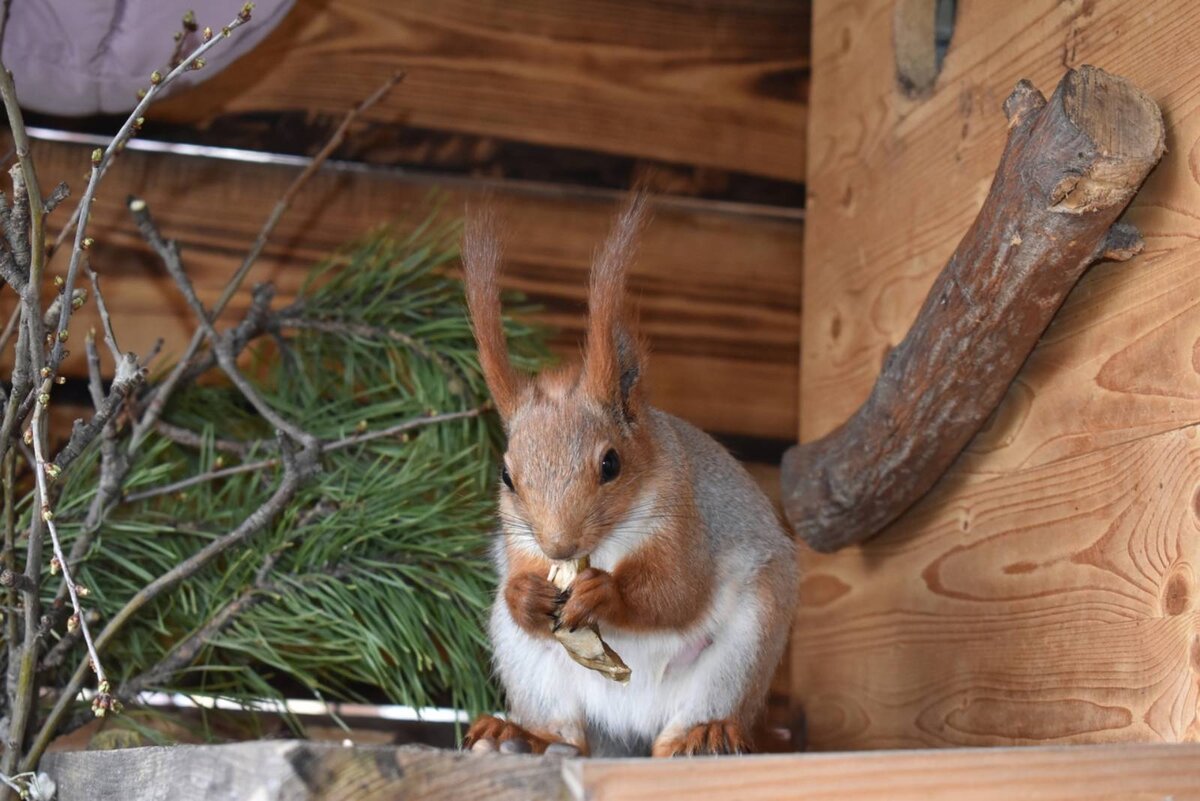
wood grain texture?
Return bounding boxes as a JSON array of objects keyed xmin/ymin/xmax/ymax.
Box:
[
  {"xmin": 568, "ymin": 743, "xmax": 1200, "ymax": 801},
  {"xmin": 793, "ymin": 423, "xmax": 1200, "ymax": 749},
  {"xmin": 25, "ymin": 139, "xmax": 801, "ymax": 440},
  {"xmin": 795, "ymin": 0, "xmax": 1200, "ymax": 748},
  {"xmin": 151, "ymin": 0, "xmax": 810, "ymax": 181},
  {"xmin": 43, "ymin": 742, "xmax": 564, "ymax": 801}
]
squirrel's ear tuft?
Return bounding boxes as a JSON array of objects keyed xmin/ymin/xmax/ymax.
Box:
[
  {"xmin": 584, "ymin": 193, "xmax": 649, "ymax": 425},
  {"xmin": 462, "ymin": 206, "xmax": 525, "ymax": 421}
]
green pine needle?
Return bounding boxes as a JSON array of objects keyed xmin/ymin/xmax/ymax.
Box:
[{"xmin": 32, "ymin": 214, "xmax": 550, "ymax": 739}]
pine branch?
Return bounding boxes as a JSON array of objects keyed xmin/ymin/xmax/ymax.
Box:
[{"xmin": 24, "ymin": 436, "xmax": 320, "ymax": 771}]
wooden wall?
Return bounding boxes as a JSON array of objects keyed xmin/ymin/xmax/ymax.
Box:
[
  {"xmin": 23, "ymin": 0, "xmax": 808, "ymax": 448},
  {"xmin": 793, "ymin": 0, "xmax": 1200, "ymax": 749}
]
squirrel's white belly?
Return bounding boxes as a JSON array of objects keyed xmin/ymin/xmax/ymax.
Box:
[{"xmin": 490, "ymin": 569, "xmax": 763, "ymax": 751}]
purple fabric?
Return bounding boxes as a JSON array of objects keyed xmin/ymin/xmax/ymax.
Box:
[{"xmin": 4, "ymin": 0, "xmax": 294, "ymax": 116}]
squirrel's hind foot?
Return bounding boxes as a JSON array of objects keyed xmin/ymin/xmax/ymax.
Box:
[
  {"xmin": 652, "ymin": 719, "xmax": 749, "ymax": 757},
  {"xmin": 463, "ymin": 714, "xmax": 582, "ymax": 757}
]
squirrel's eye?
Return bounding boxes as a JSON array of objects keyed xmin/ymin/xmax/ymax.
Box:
[
  {"xmin": 500, "ymin": 464, "xmax": 515, "ymax": 491},
  {"xmin": 599, "ymin": 449, "xmax": 621, "ymax": 484}
]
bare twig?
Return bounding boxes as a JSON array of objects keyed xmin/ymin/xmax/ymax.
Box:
[
  {"xmin": 130, "ymin": 70, "xmax": 406, "ymax": 450},
  {"xmin": 54, "ymin": 336, "xmax": 130, "ymax": 606},
  {"xmin": 0, "ymin": 69, "xmax": 44, "ymax": 292},
  {"xmin": 24, "ymin": 437, "xmax": 319, "ymax": 771},
  {"xmin": 130, "ymin": 200, "xmax": 314, "ymax": 446},
  {"xmin": 50, "ymin": 354, "xmax": 143, "ymax": 477},
  {"xmin": 121, "ymin": 560, "xmax": 278, "ymax": 698},
  {"xmin": 46, "ymin": 7, "xmax": 255, "ymax": 263},
  {"xmin": 0, "ymin": 62, "xmax": 46, "ymax": 787},
  {"xmin": 29, "ymin": 381, "xmax": 108, "ymax": 703},
  {"xmin": 84, "ymin": 262, "xmax": 122, "ymax": 364},
  {"xmin": 123, "ymin": 406, "xmax": 486, "ymax": 504},
  {"xmin": 42, "ymin": 182, "xmax": 69, "ymax": 215},
  {"xmin": 152, "ymin": 421, "xmax": 251, "ymax": 457}
]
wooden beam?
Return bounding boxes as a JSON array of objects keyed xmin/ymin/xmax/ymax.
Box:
[
  {"xmin": 151, "ymin": 0, "xmax": 810, "ymax": 182},
  {"xmin": 42, "ymin": 742, "xmax": 564, "ymax": 801},
  {"xmin": 40, "ymin": 741, "xmax": 1200, "ymax": 800},
  {"xmin": 568, "ymin": 743, "xmax": 1200, "ymax": 800},
  {"xmin": 25, "ymin": 139, "xmax": 802, "ymax": 441},
  {"xmin": 782, "ymin": 65, "xmax": 1164, "ymax": 552}
]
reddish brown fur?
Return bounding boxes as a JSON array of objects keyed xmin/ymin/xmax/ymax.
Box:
[
  {"xmin": 502, "ymin": 549, "xmax": 558, "ymax": 639},
  {"xmin": 583, "ymin": 193, "xmax": 649, "ymax": 413},
  {"xmin": 461, "ymin": 208, "xmax": 525, "ymax": 419},
  {"xmin": 651, "ymin": 720, "xmax": 749, "ymax": 757},
  {"xmin": 463, "ymin": 715, "xmax": 587, "ymax": 755},
  {"xmin": 558, "ymin": 492, "xmax": 712, "ymax": 632},
  {"xmin": 498, "ymin": 365, "xmax": 661, "ymax": 560}
]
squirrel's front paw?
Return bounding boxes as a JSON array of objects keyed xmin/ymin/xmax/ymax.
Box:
[
  {"xmin": 559, "ymin": 567, "xmax": 621, "ymax": 630},
  {"xmin": 505, "ymin": 572, "xmax": 563, "ymax": 634}
]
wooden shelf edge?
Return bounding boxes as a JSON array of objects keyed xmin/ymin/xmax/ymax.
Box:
[{"xmin": 41, "ymin": 741, "xmax": 1200, "ymax": 800}]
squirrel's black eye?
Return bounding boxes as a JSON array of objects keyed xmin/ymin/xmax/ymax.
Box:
[
  {"xmin": 599, "ymin": 449, "xmax": 621, "ymax": 484},
  {"xmin": 500, "ymin": 464, "xmax": 514, "ymax": 491}
]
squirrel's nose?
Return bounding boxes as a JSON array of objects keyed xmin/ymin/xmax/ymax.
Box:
[{"xmin": 539, "ymin": 535, "xmax": 579, "ymax": 561}]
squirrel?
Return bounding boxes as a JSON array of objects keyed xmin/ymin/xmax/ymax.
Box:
[{"xmin": 461, "ymin": 195, "xmax": 798, "ymax": 758}]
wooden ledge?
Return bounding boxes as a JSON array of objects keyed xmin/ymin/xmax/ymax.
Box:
[{"xmin": 40, "ymin": 741, "xmax": 1200, "ymax": 800}]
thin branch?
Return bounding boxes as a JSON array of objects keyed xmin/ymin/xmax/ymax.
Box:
[
  {"xmin": 54, "ymin": 337, "xmax": 129, "ymax": 606},
  {"xmin": 50, "ymin": 354, "xmax": 143, "ymax": 477},
  {"xmin": 84, "ymin": 262, "xmax": 121, "ymax": 364},
  {"xmin": 29, "ymin": 381, "xmax": 107, "ymax": 698},
  {"xmin": 123, "ymin": 406, "xmax": 486, "ymax": 504},
  {"xmin": 45, "ymin": 7, "xmax": 255, "ymax": 263},
  {"xmin": 129, "ymin": 70, "xmax": 406, "ymax": 450},
  {"xmin": 131, "ymin": 201, "xmax": 314, "ymax": 446},
  {"xmin": 152, "ymin": 420, "xmax": 251, "ymax": 457},
  {"xmin": 24, "ymin": 437, "xmax": 319, "ymax": 771},
  {"xmin": 0, "ymin": 68, "xmax": 45, "ymax": 294},
  {"xmin": 121, "ymin": 563, "xmax": 276, "ymax": 698}
]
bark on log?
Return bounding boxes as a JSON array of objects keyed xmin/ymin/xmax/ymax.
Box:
[{"xmin": 781, "ymin": 65, "xmax": 1166, "ymax": 553}]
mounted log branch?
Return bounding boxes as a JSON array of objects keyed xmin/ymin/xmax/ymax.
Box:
[{"xmin": 781, "ymin": 65, "xmax": 1166, "ymax": 553}]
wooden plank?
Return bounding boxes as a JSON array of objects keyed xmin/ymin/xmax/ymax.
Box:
[
  {"xmin": 568, "ymin": 743, "xmax": 1200, "ymax": 800},
  {"xmin": 801, "ymin": 0, "xmax": 1200, "ymax": 465},
  {"xmin": 793, "ymin": 422, "xmax": 1200, "ymax": 749},
  {"xmin": 43, "ymin": 742, "xmax": 564, "ymax": 801},
  {"xmin": 28, "ymin": 139, "xmax": 802, "ymax": 440},
  {"xmin": 152, "ymin": 0, "xmax": 810, "ymax": 182}
]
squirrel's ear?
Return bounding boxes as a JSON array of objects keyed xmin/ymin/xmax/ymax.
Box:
[
  {"xmin": 462, "ymin": 207, "xmax": 525, "ymax": 421},
  {"xmin": 583, "ymin": 193, "xmax": 649, "ymax": 425}
]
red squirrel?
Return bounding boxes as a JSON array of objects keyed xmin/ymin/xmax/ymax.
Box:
[{"xmin": 461, "ymin": 195, "xmax": 797, "ymax": 757}]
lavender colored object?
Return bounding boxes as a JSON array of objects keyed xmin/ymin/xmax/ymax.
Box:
[{"xmin": 3, "ymin": 0, "xmax": 294, "ymax": 116}]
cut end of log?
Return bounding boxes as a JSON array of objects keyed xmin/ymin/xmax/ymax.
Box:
[
  {"xmin": 1062, "ymin": 65, "xmax": 1165, "ymax": 162},
  {"xmin": 1048, "ymin": 66, "xmax": 1166, "ymax": 213}
]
